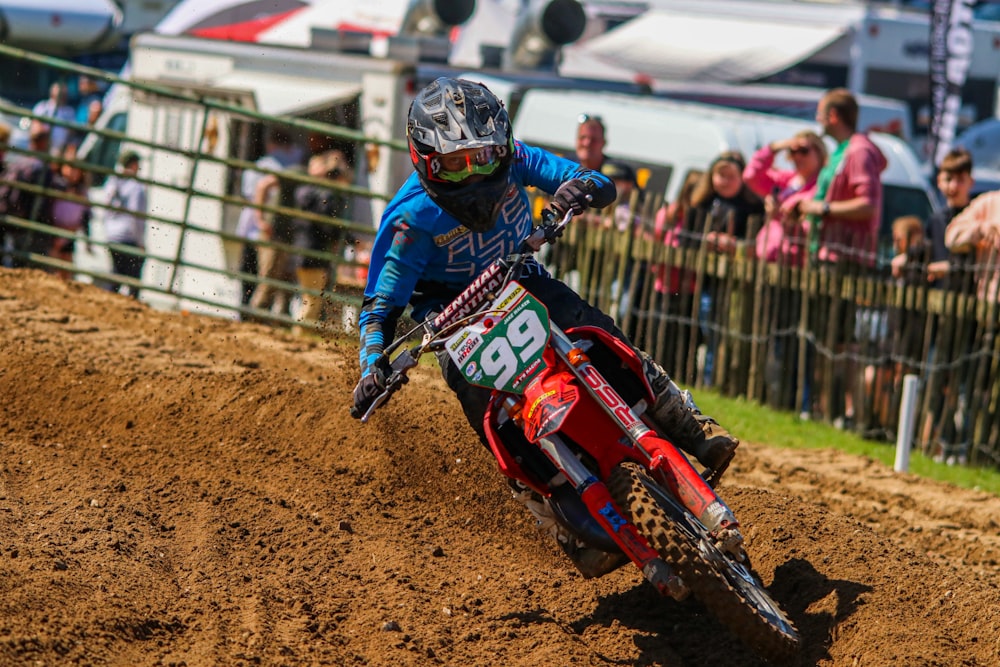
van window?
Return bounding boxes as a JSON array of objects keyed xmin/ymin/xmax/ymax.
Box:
[{"xmin": 84, "ymin": 111, "xmax": 128, "ymax": 186}]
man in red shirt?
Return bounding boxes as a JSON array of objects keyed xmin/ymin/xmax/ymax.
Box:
[{"xmin": 798, "ymin": 88, "xmax": 887, "ymax": 266}]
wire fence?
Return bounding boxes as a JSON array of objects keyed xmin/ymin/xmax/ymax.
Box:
[
  {"xmin": 2, "ymin": 43, "xmax": 998, "ymax": 469},
  {"xmin": 537, "ymin": 189, "xmax": 1000, "ymax": 469}
]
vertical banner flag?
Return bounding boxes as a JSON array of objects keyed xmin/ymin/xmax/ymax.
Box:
[{"xmin": 928, "ymin": 0, "xmax": 975, "ymax": 168}]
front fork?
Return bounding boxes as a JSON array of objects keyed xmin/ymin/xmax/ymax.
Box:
[
  {"xmin": 528, "ymin": 424, "xmax": 687, "ymax": 601},
  {"xmin": 548, "ymin": 327, "xmax": 739, "ymax": 537}
]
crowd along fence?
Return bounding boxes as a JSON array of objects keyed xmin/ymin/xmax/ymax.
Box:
[{"xmin": 1, "ymin": 44, "xmax": 998, "ymax": 469}]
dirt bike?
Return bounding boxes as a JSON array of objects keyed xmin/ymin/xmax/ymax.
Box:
[{"xmin": 357, "ymin": 210, "xmax": 802, "ymax": 664}]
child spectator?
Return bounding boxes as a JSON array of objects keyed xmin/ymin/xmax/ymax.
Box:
[
  {"xmin": 925, "ymin": 148, "xmax": 975, "ymax": 286},
  {"xmin": 49, "ymin": 143, "xmax": 92, "ymax": 279},
  {"xmin": 685, "ymin": 151, "xmax": 764, "ymax": 387},
  {"xmin": 291, "ymin": 150, "xmax": 353, "ymax": 334},
  {"xmin": 102, "ymin": 150, "xmax": 148, "ymax": 298},
  {"xmin": 920, "ymin": 151, "xmax": 978, "ymax": 463},
  {"xmin": 686, "ymin": 151, "xmax": 763, "ymax": 256}
]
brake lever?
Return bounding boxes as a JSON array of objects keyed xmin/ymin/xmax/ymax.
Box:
[
  {"xmin": 524, "ymin": 209, "xmax": 574, "ymax": 251},
  {"xmin": 359, "ymin": 348, "xmax": 421, "ymax": 423},
  {"xmin": 360, "ymin": 387, "xmax": 393, "ymax": 423}
]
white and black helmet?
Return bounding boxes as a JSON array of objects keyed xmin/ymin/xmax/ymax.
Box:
[{"xmin": 407, "ymin": 77, "xmax": 514, "ymax": 232}]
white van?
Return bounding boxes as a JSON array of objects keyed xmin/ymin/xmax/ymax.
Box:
[
  {"xmin": 651, "ymin": 82, "xmax": 914, "ymax": 144},
  {"xmin": 511, "ymin": 88, "xmax": 940, "ymax": 238}
]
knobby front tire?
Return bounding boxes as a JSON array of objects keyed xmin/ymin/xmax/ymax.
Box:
[{"xmin": 607, "ymin": 462, "xmax": 801, "ymax": 665}]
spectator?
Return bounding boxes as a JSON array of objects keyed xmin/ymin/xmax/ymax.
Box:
[
  {"xmin": 576, "ymin": 114, "xmax": 638, "ymax": 187},
  {"xmin": 889, "ymin": 215, "xmax": 929, "ymax": 280},
  {"xmin": 291, "ymin": 149, "xmax": 353, "ymax": 334},
  {"xmin": 796, "ymin": 88, "xmax": 887, "ymax": 428},
  {"xmin": 102, "ymin": 150, "xmax": 148, "ymax": 298},
  {"xmin": 575, "ymin": 114, "xmax": 609, "ymax": 171},
  {"xmin": 939, "ymin": 188, "xmax": 1000, "ymax": 463},
  {"xmin": 0, "ymin": 121, "xmax": 10, "ymax": 173},
  {"xmin": 919, "ymin": 149, "xmax": 975, "ymax": 458},
  {"xmin": 687, "ymin": 151, "xmax": 763, "ymax": 255},
  {"xmin": 875, "ymin": 215, "xmax": 928, "ymax": 424},
  {"xmin": 600, "ymin": 160, "xmax": 646, "ymax": 334},
  {"xmin": 798, "ymin": 88, "xmax": 886, "ymax": 266},
  {"xmin": 653, "ymin": 170, "xmax": 701, "ymax": 298},
  {"xmin": 0, "ymin": 121, "xmax": 55, "ymax": 268},
  {"xmin": 235, "ymin": 128, "xmax": 302, "ymax": 310},
  {"xmin": 743, "ymin": 131, "xmax": 827, "ymax": 413},
  {"xmin": 49, "ymin": 143, "xmax": 92, "ymax": 279},
  {"xmin": 248, "ymin": 159, "xmax": 305, "ymax": 321},
  {"xmin": 925, "ymin": 148, "xmax": 975, "ymax": 286},
  {"xmin": 542, "ymin": 114, "xmax": 633, "ymax": 282},
  {"xmin": 744, "ymin": 131, "xmax": 827, "ymax": 266},
  {"xmin": 685, "ymin": 151, "xmax": 764, "ymax": 387},
  {"xmin": 31, "ymin": 82, "xmax": 76, "ymax": 152},
  {"xmin": 74, "ymin": 76, "xmax": 103, "ymax": 125},
  {"xmin": 67, "ymin": 99, "xmax": 104, "ymax": 149}
]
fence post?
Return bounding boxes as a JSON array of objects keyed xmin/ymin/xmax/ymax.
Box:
[{"xmin": 894, "ymin": 374, "xmax": 920, "ymax": 472}]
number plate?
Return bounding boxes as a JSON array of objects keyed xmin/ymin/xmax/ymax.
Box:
[{"xmin": 444, "ymin": 281, "xmax": 550, "ymax": 394}]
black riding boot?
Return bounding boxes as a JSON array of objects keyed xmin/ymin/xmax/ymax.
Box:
[{"xmin": 641, "ymin": 354, "xmax": 739, "ymax": 476}]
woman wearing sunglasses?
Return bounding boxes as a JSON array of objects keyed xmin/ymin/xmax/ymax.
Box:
[
  {"xmin": 743, "ymin": 131, "xmax": 828, "ymax": 266},
  {"xmin": 743, "ymin": 130, "xmax": 827, "ymax": 414}
]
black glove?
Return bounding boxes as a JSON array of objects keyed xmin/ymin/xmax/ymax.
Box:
[
  {"xmin": 350, "ymin": 366, "xmax": 406, "ymax": 419},
  {"xmin": 351, "ymin": 367, "xmax": 387, "ymax": 419},
  {"xmin": 548, "ymin": 178, "xmax": 594, "ymax": 216}
]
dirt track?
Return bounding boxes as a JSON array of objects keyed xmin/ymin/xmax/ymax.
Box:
[{"xmin": 2, "ymin": 268, "xmax": 1000, "ymax": 667}]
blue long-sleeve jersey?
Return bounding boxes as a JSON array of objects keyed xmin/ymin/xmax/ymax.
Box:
[{"xmin": 357, "ymin": 140, "xmax": 614, "ymax": 376}]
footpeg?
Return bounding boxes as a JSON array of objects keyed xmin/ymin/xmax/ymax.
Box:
[{"xmin": 643, "ymin": 558, "xmax": 689, "ymax": 601}]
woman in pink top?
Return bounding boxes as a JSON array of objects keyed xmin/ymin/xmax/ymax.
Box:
[
  {"xmin": 653, "ymin": 170, "xmax": 702, "ymax": 296},
  {"xmin": 49, "ymin": 143, "xmax": 92, "ymax": 280},
  {"xmin": 743, "ymin": 131, "xmax": 827, "ymax": 266},
  {"xmin": 743, "ymin": 131, "xmax": 826, "ymax": 414}
]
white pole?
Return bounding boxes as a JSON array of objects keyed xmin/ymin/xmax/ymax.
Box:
[{"xmin": 894, "ymin": 374, "xmax": 920, "ymax": 472}]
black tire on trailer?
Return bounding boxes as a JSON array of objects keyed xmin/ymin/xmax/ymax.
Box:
[{"xmin": 607, "ymin": 461, "xmax": 801, "ymax": 664}]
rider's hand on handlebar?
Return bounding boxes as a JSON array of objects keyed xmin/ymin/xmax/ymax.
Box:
[
  {"xmin": 547, "ymin": 178, "xmax": 594, "ymax": 217},
  {"xmin": 350, "ymin": 364, "xmax": 407, "ymax": 419}
]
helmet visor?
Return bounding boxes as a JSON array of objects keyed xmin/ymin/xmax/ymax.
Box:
[{"xmin": 427, "ymin": 145, "xmax": 503, "ymax": 183}]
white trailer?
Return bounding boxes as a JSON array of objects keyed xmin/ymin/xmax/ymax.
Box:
[{"xmin": 80, "ymin": 32, "xmax": 418, "ymax": 316}]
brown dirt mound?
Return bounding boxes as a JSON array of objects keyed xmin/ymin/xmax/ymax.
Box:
[{"xmin": 2, "ymin": 268, "xmax": 999, "ymax": 667}]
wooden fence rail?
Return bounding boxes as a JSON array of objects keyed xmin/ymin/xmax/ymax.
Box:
[{"xmin": 541, "ymin": 195, "xmax": 1000, "ymax": 469}]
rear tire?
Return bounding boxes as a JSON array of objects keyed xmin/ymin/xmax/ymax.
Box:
[{"xmin": 607, "ymin": 461, "xmax": 801, "ymax": 664}]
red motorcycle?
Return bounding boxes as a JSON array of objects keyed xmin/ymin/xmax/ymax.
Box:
[{"xmin": 358, "ymin": 211, "xmax": 801, "ymax": 664}]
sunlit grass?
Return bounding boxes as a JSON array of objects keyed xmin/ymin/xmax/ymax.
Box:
[{"xmin": 696, "ymin": 391, "xmax": 1000, "ymax": 497}]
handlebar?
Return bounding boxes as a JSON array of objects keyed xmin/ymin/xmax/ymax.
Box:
[{"xmin": 358, "ymin": 209, "xmax": 575, "ymax": 422}]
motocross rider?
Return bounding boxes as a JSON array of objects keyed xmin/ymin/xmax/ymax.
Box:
[{"xmin": 351, "ymin": 77, "xmax": 739, "ymax": 578}]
